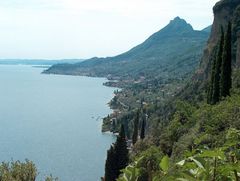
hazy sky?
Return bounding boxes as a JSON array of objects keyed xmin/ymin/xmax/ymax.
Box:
[{"xmin": 0, "ymin": 0, "xmax": 219, "ymax": 59}]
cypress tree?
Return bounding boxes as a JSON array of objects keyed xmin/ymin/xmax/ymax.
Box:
[
  {"xmin": 207, "ymin": 56, "xmax": 216, "ymax": 104},
  {"xmin": 207, "ymin": 42, "xmax": 219, "ymax": 104},
  {"xmin": 140, "ymin": 118, "xmax": 145, "ymax": 140},
  {"xmin": 104, "ymin": 146, "xmax": 116, "ymax": 181},
  {"xmin": 212, "ymin": 28, "xmax": 224, "ymax": 104},
  {"xmin": 132, "ymin": 110, "xmax": 139, "ymax": 145},
  {"xmin": 104, "ymin": 125, "xmax": 129, "ymax": 181},
  {"xmin": 220, "ymin": 22, "xmax": 232, "ymax": 97},
  {"xmin": 114, "ymin": 124, "xmax": 129, "ymax": 177}
]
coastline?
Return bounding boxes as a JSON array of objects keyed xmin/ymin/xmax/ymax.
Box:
[{"xmin": 42, "ymin": 70, "xmax": 124, "ymax": 134}]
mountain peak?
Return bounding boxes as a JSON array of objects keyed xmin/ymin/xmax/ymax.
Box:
[
  {"xmin": 172, "ymin": 16, "xmax": 184, "ymax": 22},
  {"xmin": 137, "ymin": 17, "xmax": 202, "ymax": 47},
  {"xmin": 167, "ymin": 17, "xmax": 193, "ymax": 31}
]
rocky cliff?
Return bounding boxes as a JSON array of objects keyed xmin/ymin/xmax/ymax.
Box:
[
  {"xmin": 181, "ymin": 0, "xmax": 240, "ymax": 101},
  {"xmin": 196, "ymin": 0, "xmax": 240, "ymax": 81}
]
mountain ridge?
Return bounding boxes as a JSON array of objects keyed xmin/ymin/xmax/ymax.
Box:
[{"xmin": 44, "ymin": 17, "xmax": 210, "ymax": 81}]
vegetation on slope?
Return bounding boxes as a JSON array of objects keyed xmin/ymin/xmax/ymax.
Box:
[
  {"xmin": 44, "ymin": 17, "xmax": 209, "ymax": 84},
  {"xmin": 0, "ymin": 160, "xmax": 57, "ymax": 181},
  {"xmin": 118, "ymin": 128, "xmax": 240, "ymax": 181},
  {"xmin": 114, "ymin": 93, "xmax": 240, "ymax": 181},
  {"xmin": 103, "ymin": 0, "xmax": 240, "ymax": 180}
]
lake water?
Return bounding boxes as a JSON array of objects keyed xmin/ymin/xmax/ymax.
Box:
[{"xmin": 0, "ymin": 65, "xmax": 116, "ymax": 181}]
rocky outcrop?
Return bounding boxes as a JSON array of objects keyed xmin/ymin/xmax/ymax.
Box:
[
  {"xmin": 196, "ymin": 0, "xmax": 240, "ymax": 81},
  {"xmin": 180, "ymin": 0, "xmax": 240, "ymax": 101}
]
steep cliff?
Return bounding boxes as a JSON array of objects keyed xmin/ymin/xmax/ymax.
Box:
[
  {"xmin": 196, "ymin": 0, "xmax": 240, "ymax": 80},
  {"xmin": 182, "ymin": 0, "xmax": 240, "ymax": 101}
]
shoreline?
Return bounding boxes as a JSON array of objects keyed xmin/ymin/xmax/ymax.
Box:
[{"xmin": 42, "ymin": 71, "xmax": 124, "ymax": 134}]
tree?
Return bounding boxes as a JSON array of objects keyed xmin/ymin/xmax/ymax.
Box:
[
  {"xmin": 105, "ymin": 125, "xmax": 129, "ymax": 181},
  {"xmin": 0, "ymin": 160, "xmax": 57, "ymax": 181},
  {"xmin": 115, "ymin": 125, "xmax": 129, "ymax": 177},
  {"xmin": 207, "ymin": 46, "xmax": 218, "ymax": 104},
  {"xmin": 212, "ymin": 28, "xmax": 224, "ymax": 104},
  {"xmin": 105, "ymin": 146, "xmax": 116, "ymax": 181},
  {"xmin": 220, "ymin": 22, "xmax": 232, "ymax": 97},
  {"xmin": 140, "ymin": 118, "xmax": 145, "ymax": 140},
  {"xmin": 132, "ymin": 110, "xmax": 139, "ymax": 145},
  {"xmin": 208, "ymin": 24, "xmax": 233, "ymax": 104}
]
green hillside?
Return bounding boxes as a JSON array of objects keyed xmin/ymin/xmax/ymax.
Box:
[{"xmin": 44, "ymin": 17, "xmax": 209, "ymax": 81}]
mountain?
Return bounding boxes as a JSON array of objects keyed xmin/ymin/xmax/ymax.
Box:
[
  {"xmin": 44, "ymin": 17, "xmax": 210, "ymax": 81},
  {"xmin": 201, "ymin": 25, "xmax": 212, "ymax": 33}
]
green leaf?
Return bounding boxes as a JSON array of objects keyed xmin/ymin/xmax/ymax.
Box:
[
  {"xmin": 189, "ymin": 157, "xmax": 204, "ymax": 169},
  {"xmin": 176, "ymin": 178, "xmax": 190, "ymax": 181},
  {"xmin": 189, "ymin": 168, "xmax": 198, "ymax": 175},
  {"xmin": 199, "ymin": 150, "xmax": 225, "ymax": 160},
  {"xmin": 177, "ymin": 172, "xmax": 196, "ymax": 181},
  {"xmin": 152, "ymin": 177, "xmax": 159, "ymax": 181},
  {"xmin": 177, "ymin": 160, "xmax": 186, "ymax": 166},
  {"xmin": 160, "ymin": 155, "xmax": 170, "ymax": 172}
]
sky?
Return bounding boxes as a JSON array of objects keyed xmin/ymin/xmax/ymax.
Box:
[{"xmin": 0, "ymin": 0, "xmax": 219, "ymax": 59}]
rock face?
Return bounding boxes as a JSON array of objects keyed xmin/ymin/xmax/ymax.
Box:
[
  {"xmin": 179, "ymin": 0, "xmax": 240, "ymax": 101},
  {"xmin": 195, "ymin": 0, "xmax": 240, "ymax": 81},
  {"xmin": 195, "ymin": 0, "xmax": 240, "ymax": 80}
]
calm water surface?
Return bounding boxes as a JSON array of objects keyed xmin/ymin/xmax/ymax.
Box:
[{"xmin": 0, "ymin": 65, "xmax": 116, "ymax": 181}]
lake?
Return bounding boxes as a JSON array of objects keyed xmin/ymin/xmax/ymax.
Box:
[{"xmin": 0, "ymin": 65, "xmax": 116, "ymax": 181}]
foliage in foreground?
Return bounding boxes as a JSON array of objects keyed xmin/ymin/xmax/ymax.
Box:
[
  {"xmin": 0, "ymin": 160, "xmax": 57, "ymax": 181},
  {"xmin": 116, "ymin": 92, "xmax": 240, "ymax": 180},
  {"xmin": 118, "ymin": 129, "xmax": 240, "ymax": 181}
]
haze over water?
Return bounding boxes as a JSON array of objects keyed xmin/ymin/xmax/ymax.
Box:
[{"xmin": 0, "ymin": 65, "xmax": 116, "ymax": 181}]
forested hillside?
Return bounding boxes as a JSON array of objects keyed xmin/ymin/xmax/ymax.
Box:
[{"xmin": 44, "ymin": 17, "xmax": 209, "ymax": 82}]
